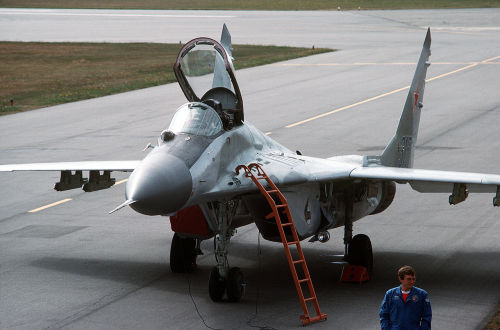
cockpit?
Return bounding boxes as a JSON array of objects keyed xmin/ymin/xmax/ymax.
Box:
[
  {"xmin": 168, "ymin": 103, "xmax": 223, "ymax": 137},
  {"xmin": 173, "ymin": 35, "xmax": 244, "ymax": 127}
]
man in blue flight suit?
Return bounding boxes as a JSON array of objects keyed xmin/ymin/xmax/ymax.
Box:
[{"xmin": 379, "ymin": 265, "xmax": 432, "ymax": 329}]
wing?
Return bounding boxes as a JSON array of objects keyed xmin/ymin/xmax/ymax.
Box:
[
  {"xmin": 350, "ymin": 166, "xmax": 500, "ymax": 193},
  {"xmin": 200, "ymin": 152, "xmax": 500, "ymax": 207},
  {"xmin": 0, "ymin": 161, "xmax": 140, "ymax": 192},
  {"xmin": 0, "ymin": 161, "xmax": 139, "ymax": 172}
]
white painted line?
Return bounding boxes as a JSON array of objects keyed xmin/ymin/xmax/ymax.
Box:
[
  {"xmin": 286, "ymin": 85, "xmax": 409, "ymax": 128},
  {"xmin": 28, "ymin": 198, "xmax": 72, "ymax": 213},
  {"xmin": 277, "ymin": 62, "xmax": 499, "ymax": 67},
  {"xmin": 284, "ymin": 57, "xmax": 496, "ymax": 128},
  {"xmin": 114, "ymin": 178, "xmax": 128, "ymax": 186},
  {"xmin": 482, "ymin": 55, "xmax": 500, "ymax": 63},
  {"xmin": 426, "ymin": 63, "xmax": 477, "ymax": 83}
]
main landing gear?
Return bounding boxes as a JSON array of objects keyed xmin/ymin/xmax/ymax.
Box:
[
  {"xmin": 346, "ymin": 234, "xmax": 373, "ymax": 277},
  {"xmin": 343, "ymin": 187, "xmax": 373, "ymax": 277},
  {"xmin": 170, "ymin": 233, "xmax": 200, "ymax": 273}
]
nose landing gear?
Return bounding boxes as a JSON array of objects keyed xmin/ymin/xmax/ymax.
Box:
[
  {"xmin": 209, "ymin": 266, "xmax": 245, "ymax": 302},
  {"xmin": 206, "ymin": 200, "xmax": 246, "ymax": 302}
]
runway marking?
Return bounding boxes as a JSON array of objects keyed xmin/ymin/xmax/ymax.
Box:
[
  {"xmin": 0, "ymin": 10, "xmax": 235, "ymax": 18},
  {"xmin": 278, "ymin": 62, "xmax": 500, "ymax": 66},
  {"xmin": 286, "ymin": 86, "xmax": 409, "ymax": 128},
  {"xmin": 425, "ymin": 63, "xmax": 477, "ymax": 83},
  {"xmin": 284, "ymin": 56, "xmax": 497, "ymax": 128},
  {"xmin": 26, "ymin": 179, "xmax": 127, "ymax": 212},
  {"xmin": 114, "ymin": 178, "xmax": 128, "ymax": 186},
  {"xmin": 28, "ymin": 198, "xmax": 72, "ymax": 213},
  {"xmin": 482, "ymin": 55, "xmax": 500, "ymax": 63}
]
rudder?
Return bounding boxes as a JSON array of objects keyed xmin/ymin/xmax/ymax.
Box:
[{"xmin": 380, "ymin": 28, "xmax": 431, "ymax": 168}]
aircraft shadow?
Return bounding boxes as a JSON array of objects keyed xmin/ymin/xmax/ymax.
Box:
[{"xmin": 30, "ymin": 240, "xmax": 500, "ymax": 300}]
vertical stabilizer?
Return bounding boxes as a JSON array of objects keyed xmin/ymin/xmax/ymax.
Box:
[
  {"xmin": 380, "ymin": 28, "xmax": 431, "ymax": 168},
  {"xmin": 213, "ymin": 24, "xmax": 233, "ymax": 90},
  {"xmin": 220, "ymin": 23, "xmax": 233, "ymax": 58}
]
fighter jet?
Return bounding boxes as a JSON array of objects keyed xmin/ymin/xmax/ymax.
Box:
[{"xmin": 2, "ymin": 26, "xmax": 500, "ymax": 306}]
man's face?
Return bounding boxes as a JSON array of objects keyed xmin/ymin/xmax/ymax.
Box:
[{"xmin": 399, "ymin": 274, "xmax": 416, "ymax": 291}]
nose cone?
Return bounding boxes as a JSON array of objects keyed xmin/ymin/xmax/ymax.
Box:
[{"xmin": 126, "ymin": 150, "xmax": 192, "ymax": 216}]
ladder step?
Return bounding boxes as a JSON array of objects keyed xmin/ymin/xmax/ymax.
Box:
[
  {"xmin": 276, "ymin": 204, "xmax": 287, "ymax": 208},
  {"xmin": 304, "ymin": 297, "xmax": 316, "ymax": 302},
  {"xmin": 293, "ymin": 259, "xmax": 305, "ymax": 264},
  {"xmin": 287, "ymin": 241, "xmax": 299, "ymax": 245},
  {"xmin": 298, "ymin": 278, "xmax": 310, "ymax": 283},
  {"xmin": 267, "ymin": 189, "xmax": 279, "ymax": 193},
  {"xmin": 281, "ymin": 222, "xmax": 293, "ymax": 227}
]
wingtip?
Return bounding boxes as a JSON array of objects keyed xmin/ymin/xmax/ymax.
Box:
[{"xmin": 109, "ymin": 199, "xmax": 136, "ymax": 214}]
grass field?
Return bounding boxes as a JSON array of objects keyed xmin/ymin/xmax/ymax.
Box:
[
  {"xmin": 0, "ymin": 0, "xmax": 498, "ymax": 9},
  {"xmin": 0, "ymin": 42, "xmax": 331, "ymax": 115},
  {"xmin": 485, "ymin": 306, "xmax": 500, "ymax": 330}
]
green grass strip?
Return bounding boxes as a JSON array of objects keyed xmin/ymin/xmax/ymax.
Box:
[
  {"xmin": 0, "ymin": 42, "xmax": 332, "ymax": 115},
  {"xmin": 0, "ymin": 0, "xmax": 498, "ymax": 9}
]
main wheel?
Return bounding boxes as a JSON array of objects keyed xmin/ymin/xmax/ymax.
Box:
[
  {"xmin": 170, "ymin": 233, "xmax": 197, "ymax": 273},
  {"xmin": 347, "ymin": 234, "xmax": 373, "ymax": 276},
  {"xmin": 226, "ymin": 267, "xmax": 245, "ymax": 302},
  {"xmin": 209, "ymin": 267, "xmax": 226, "ymax": 302}
]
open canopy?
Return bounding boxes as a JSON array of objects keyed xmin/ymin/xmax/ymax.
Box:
[{"xmin": 173, "ymin": 37, "xmax": 244, "ymax": 125}]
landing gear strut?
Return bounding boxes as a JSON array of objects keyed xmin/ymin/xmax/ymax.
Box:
[
  {"xmin": 205, "ymin": 200, "xmax": 246, "ymax": 302},
  {"xmin": 170, "ymin": 233, "xmax": 199, "ymax": 273}
]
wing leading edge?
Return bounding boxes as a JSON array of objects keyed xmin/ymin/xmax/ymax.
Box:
[
  {"xmin": 0, "ymin": 161, "xmax": 140, "ymax": 172},
  {"xmin": 350, "ymin": 166, "xmax": 500, "ymax": 194}
]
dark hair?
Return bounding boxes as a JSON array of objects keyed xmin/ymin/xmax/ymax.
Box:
[{"xmin": 398, "ymin": 265, "xmax": 416, "ymax": 279}]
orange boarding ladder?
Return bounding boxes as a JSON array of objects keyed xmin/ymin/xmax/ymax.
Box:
[{"xmin": 236, "ymin": 163, "xmax": 327, "ymax": 325}]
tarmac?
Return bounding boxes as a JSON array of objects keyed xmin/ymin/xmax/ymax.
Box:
[{"xmin": 0, "ymin": 8, "xmax": 499, "ymax": 330}]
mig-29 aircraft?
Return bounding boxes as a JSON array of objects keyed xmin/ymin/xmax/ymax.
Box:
[{"xmin": 2, "ymin": 26, "xmax": 500, "ymax": 309}]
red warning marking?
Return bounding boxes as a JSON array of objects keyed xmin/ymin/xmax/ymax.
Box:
[{"xmin": 414, "ymin": 91, "xmax": 419, "ymax": 109}]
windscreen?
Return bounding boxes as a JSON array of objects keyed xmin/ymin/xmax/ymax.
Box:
[{"xmin": 168, "ymin": 103, "xmax": 222, "ymax": 137}]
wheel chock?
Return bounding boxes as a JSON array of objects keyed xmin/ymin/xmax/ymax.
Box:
[{"xmin": 339, "ymin": 265, "xmax": 370, "ymax": 283}]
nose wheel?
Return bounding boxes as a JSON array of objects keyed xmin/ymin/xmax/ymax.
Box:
[{"xmin": 209, "ymin": 266, "xmax": 245, "ymax": 302}]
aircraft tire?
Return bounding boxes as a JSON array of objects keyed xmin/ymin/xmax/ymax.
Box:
[
  {"xmin": 170, "ymin": 233, "xmax": 197, "ymax": 273},
  {"xmin": 226, "ymin": 267, "xmax": 245, "ymax": 302},
  {"xmin": 347, "ymin": 234, "xmax": 373, "ymax": 277},
  {"xmin": 209, "ymin": 267, "xmax": 226, "ymax": 302}
]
